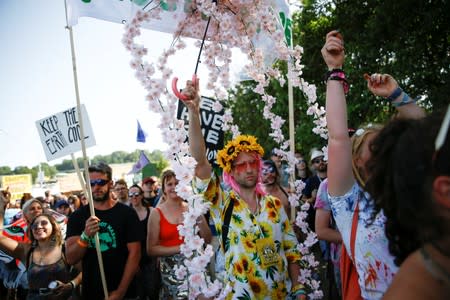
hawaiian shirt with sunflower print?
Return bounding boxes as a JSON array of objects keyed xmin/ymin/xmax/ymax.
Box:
[{"xmin": 194, "ymin": 173, "xmax": 301, "ymax": 300}]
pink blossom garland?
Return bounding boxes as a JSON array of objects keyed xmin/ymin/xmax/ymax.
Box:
[
  {"xmin": 246, "ymin": 40, "xmax": 327, "ymax": 299},
  {"xmin": 122, "ymin": 1, "xmax": 324, "ymax": 298}
]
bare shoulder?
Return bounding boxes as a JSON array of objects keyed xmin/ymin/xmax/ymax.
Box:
[
  {"xmin": 149, "ymin": 206, "xmax": 161, "ymax": 221},
  {"xmin": 383, "ymin": 249, "xmax": 447, "ymax": 300}
]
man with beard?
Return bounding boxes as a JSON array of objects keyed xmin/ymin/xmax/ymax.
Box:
[
  {"xmin": 302, "ymin": 149, "xmax": 333, "ymax": 299},
  {"xmin": 65, "ymin": 162, "xmax": 143, "ymax": 299},
  {"xmin": 302, "ymin": 149, "xmax": 328, "ymax": 232},
  {"xmin": 183, "ymin": 80, "xmax": 305, "ymax": 299},
  {"xmin": 113, "ymin": 179, "xmax": 130, "ymax": 206}
]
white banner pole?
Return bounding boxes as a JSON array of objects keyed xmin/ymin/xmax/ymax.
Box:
[
  {"xmin": 64, "ymin": 1, "xmax": 109, "ymax": 298},
  {"xmin": 284, "ymin": 7, "xmax": 296, "ymax": 223}
]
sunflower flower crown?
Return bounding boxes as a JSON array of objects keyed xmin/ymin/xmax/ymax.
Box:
[{"xmin": 217, "ymin": 135, "xmax": 265, "ymax": 173}]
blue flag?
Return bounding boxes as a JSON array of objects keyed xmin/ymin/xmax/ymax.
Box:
[
  {"xmin": 129, "ymin": 151, "xmax": 150, "ymax": 174},
  {"xmin": 136, "ymin": 120, "xmax": 147, "ymax": 143}
]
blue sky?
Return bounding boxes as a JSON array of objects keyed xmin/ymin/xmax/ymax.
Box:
[{"xmin": 0, "ymin": 0, "xmax": 245, "ymax": 169}]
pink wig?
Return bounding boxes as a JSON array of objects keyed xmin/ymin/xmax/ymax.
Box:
[{"xmin": 222, "ymin": 152, "xmax": 266, "ymax": 197}]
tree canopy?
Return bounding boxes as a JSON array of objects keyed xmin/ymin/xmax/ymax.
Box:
[
  {"xmin": 0, "ymin": 150, "xmax": 169, "ymax": 183},
  {"xmin": 228, "ymin": 0, "xmax": 449, "ymax": 156},
  {"xmin": 2, "ymin": 1, "xmax": 449, "ymax": 179}
]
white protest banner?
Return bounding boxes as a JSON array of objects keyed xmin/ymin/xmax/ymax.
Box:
[
  {"xmin": 66, "ymin": 0, "xmax": 191, "ymax": 34},
  {"xmin": 35, "ymin": 104, "xmax": 96, "ymax": 161},
  {"xmin": 66, "ymin": 0, "xmax": 291, "ymax": 52}
]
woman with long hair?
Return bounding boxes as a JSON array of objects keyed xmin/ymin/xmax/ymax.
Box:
[
  {"xmin": 366, "ymin": 109, "xmax": 450, "ymax": 299},
  {"xmin": 261, "ymin": 159, "xmax": 290, "ymax": 215},
  {"xmin": 0, "ymin": 199, "xmax": 81, "ymax": 300},
  {"xmin": 147, "ymin": 169, "xmax": 211, "ymax": 299},
  {"xmin": 129, "ymin": 183, "xmax": 161, "ymax": 299},
  {"xmin": 294, "ymin": 153, "xmax": 312, "ymax": 183},
  {"xmin": 322, "ymin": 30, "xmax": 425, "ymax": 299}
]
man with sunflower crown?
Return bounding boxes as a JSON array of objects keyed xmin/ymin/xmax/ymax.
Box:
[{"xmin": 181, "ymin": 80, "xmax": 305, "ymax": 299}]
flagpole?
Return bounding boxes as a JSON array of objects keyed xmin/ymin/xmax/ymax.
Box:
[
  {"xmin": 64, "ymin": 1, "xmax": 109, "ymax": 298},
  {"xmin": 288, "ymin": 66, "xmax": 296, "ymax": 223}
]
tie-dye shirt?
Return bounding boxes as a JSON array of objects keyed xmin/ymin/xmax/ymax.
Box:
[
  {"xmin": 314, "ymin": 179, "xmax": 342, "ymax": 291},
  {"xmin": 194, "ymin": 173, "xmax": 301, "ymax": 300},
  {"xmin": 329, "ymin": 183, "xmax": 398, "ymax": 299}
]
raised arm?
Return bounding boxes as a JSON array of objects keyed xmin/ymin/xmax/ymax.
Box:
[
  {"xmin": 0, "ymin": 194, "xmax": 29, "ymax": 263},
  {"xmin": 364, "ymin": 73, "xmax": 426, "ymax": 120},
  {"xmin": 322, "ymin": 31, "xmax": 355, "ymax": 196},
  {"xmin": 182, "ymin": 79, "xmax": 212, "ymax": 179}
]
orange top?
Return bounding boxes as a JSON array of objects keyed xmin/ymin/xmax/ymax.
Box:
[{"xmin": 156, "ymin": 207, "xmax": 184, "ymax": 247}]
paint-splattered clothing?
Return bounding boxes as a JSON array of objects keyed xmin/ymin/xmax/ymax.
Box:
[{"xmin": 329, "ymin": 183, "xmax": 398, "ymax": 299}]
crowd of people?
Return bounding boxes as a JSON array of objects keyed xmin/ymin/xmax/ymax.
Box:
[{"xmin": 0, "ymin": 30, "xmax": 448, "ymax": 300}]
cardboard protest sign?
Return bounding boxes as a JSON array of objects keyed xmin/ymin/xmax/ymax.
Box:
[
  {"xmin": 0, "ymin": 174, "xmax": 32, "ymax": 201},
  {"xmin": 177, "ymin": 96, "xmax": 224, "ymax": 167},
  {"xmin": 35, "ymin": 104, "xmax": 96, "ymax": 161}
]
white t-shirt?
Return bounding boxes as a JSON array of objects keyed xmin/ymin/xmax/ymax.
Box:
[{"xmin": 329, "ymin": 183, "xmax": 398, "ymax": 299}]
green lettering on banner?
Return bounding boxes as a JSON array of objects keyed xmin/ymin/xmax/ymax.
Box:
[
  {"xmin": 132, "ymin": 0, "xmax": 149, "ymax": 5},
  {"xmin": 279, "ymin": 12, "xmax": 292, "ymax": 47},
  {"xmin": 183, "ymin": 0, "xmax": 191, "ymax": 13},
  {"xmin": 160, "ymin": 0, "xmax": 177, "ymax": 11}
]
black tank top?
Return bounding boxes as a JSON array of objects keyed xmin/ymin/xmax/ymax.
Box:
[
  {"xmin": 140, "ymin": 207, "xmax": 150, "ymax": 266},
  {"xmin": 27, "ymin": 249, "xmax": 71, "ymax": 298}
]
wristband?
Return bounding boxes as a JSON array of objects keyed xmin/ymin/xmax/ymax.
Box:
[
  {"xmin": 392, "ymin": 92, "xmax": 416, "ymax": 107},
  {"xmin": 80, "ymin": 231, "xmax": 90, "ymax": 242},
  {"xmin": 77, "ymin": 238, "xmax": 88, "ymax": 248},
  {"xmin": 328, "ymin": 75, "xmax": 349, "ymax": 94},
  {"xmin": 324, "ymin": 68, "xmax": 344, "ymax": 82},
  {"xmin": 325, "ymin": 69, "xmax": 349, "ymax": 94},
  {"xmin": 325, "ymin": 68, "xmax": 343, "ymax": 77},
  {"xmin": 387, "ymin": 87, "xmax": 403, "ymax": 102},
  {"xmin": 69, "ymin": 280, "xmax": 76, "ymax": 290},
  {"xmin": 292, "ymin": 289, "xmax": 306, "ymax": 297},
  {"xmin": 291, "ymin": 283, "xmax": 305, "ymax": 295}
]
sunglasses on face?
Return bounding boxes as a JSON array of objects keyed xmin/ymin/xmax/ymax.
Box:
[
  {"xmin": 297, "ymin": 159, "xmax": 306, "ymax": 164},
  {"xmin": 90, "ymin": 179, "xmax": 109, "ymax": 187},
  {"xmin": 128, "ymin": 192, "xmax": 142, "ymax": 198},
  {"xmin": 232, "ymin": 160, "xmax": 259, "ymax": 172},
  {"xmin": 31, "ymin": 219, "xmax": 49, "ymax": 230},
  {"xmin": 262, "ymin": 165, "xmax": 276, "ymax": 175}
]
